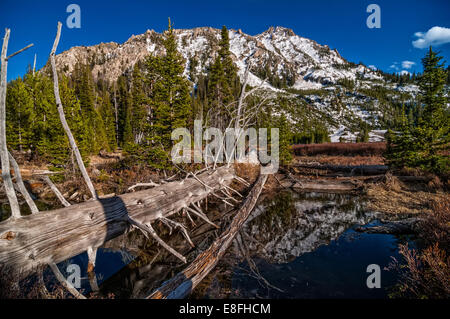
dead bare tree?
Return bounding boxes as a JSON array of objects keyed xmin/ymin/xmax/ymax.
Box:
[
  {"xmin": 0, "ymin": 28, "xmax": 33, "ymax": 219},
  {"xmin": 49, "ymin": 22, "xmax": 97, "ymax": 200}
]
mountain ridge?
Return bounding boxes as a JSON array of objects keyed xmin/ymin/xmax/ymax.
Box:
[{"xmin": 53, "ymin": 25, "xmax": 382, "ymax": 89}]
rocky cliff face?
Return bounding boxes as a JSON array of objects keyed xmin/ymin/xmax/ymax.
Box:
[{"xmin": 54, "ymin": 26, "xmax": 381, "ymax": 88}]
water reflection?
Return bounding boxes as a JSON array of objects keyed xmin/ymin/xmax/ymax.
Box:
[
  {"xmin": 35, "ymin": 190, "xmax": 405, "ymax": 299},
  {"xmin": 242, "ymin": 191, "xmax": 377, "ymax": 264}
]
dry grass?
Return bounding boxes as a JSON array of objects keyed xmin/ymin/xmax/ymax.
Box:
[
  {"xmin": 292, "ymin": 142, "xmax": 386, "ymax": 156},
  {"xmin": 366, "ymin": 174, "xmax": 447, "ymax": 215},
  {"xmin": 387, "ymin": 199, "xmax": 450, "ymax": 299},
  {"xmin": 295, "ymin": 155, "xmax": 385, "ymax": 166}
]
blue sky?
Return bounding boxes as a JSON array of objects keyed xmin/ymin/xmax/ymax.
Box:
[{"xmin": 1, "ymin": 0, "xmax": 449, "ymax": 81}]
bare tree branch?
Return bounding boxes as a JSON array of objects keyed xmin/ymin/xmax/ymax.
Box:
[
  {"xmin": 127, "ymin": 181, "xmax": 160, "ymax": 192},
  {"xmin": 127, "ymin": 216, "xmax": 187, "ymax": 263},
  {"xmin": 50, "ymin": 22, "xmax": 97, "ymax": 199},
  {"xmin": 8, "ymin": 151, "xmax": 39, "ymax": 214},
  {"xmin": 6, "ymin": 43, "xmax": 33, "ymax": 60},
  {"xmin": 41, "ymin": 175, "xmax": 70, "ymax": 207},
  {"xmin": 49, "ymin": 263, "xmax": 86, "ymax": 299}
]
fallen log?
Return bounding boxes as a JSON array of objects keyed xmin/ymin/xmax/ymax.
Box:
[
  {"xmin": 354, "ymin": 218, "xmax": 421, "ymax": 235},
  {"xmin": 148, "ymin": 169, "xmax": 268, "ymax": 299},
  {"xmin": 0, "ymin": 166, "xmax": 235, "ymax": 277},
  {"xmin": 281, "ymin": 168, "xmax": 358, "ymax": 192},
  {"xmin": 0, "ymin": 168, "xmax": 61, "ymax": 177},
  {"xmin": 292, "ymin": 180, "xmax": 358, "ymax": 192},
  {"xmin": 294, "ymin": 163, "xmax": 388, "ymax": 176}
]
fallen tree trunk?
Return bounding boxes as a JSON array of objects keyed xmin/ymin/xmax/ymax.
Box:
[
  {"xmin": 281, "ymin": 168, "xmax": 358, "ymax": 192},
  {"xmin": 148, "ymin": 170, "xmax": 268, "ymax": 299},
  {"xmin": 0, "ymin": 168, "xmax": 61, "ymax": 177},
  {"xmin": 294, "ymin": 164, "xmax": 388, "ymax": 175},
  {"xmin": 355, "ymin": 218, "xmax": 421, "ymax": 235},
  {"xmin": 0, "ymin": 166, "xmax": 235, "ymax": 277},
  {"xmin": 292, "ymin": 179, "xmax": 358, "ymax": 192}
]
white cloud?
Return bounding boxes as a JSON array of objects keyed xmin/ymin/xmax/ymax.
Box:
[
  {"xmin": 368, "ymin": 65, "xmax": 377, "ymax": 71},
  {"xmin": 399, "ymin": 70, "xmax": 411, "ymax": 76},
  {"xmin": 401, "ymin": 61, "xmax": 415, "ymax": 69},
  {"xmin": 412, "ymin": 26, "xmax": 450, "ymax": 49},
  {"xmin": 389, "ymin": 63, "xmax": 399, "ymax": 71}
]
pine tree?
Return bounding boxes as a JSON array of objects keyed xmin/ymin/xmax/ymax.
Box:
[
  {"xmin": 386, "ymin": 47, "xmax": 449, "ymax": 173},
  {"xmin": 414, "ymin": 47, "xmax": 449, "ymax": 172},
  {"xmin": 277, "ymin": 114, "xmax": 293, "ymax": 165},
  {"xmin": 130, "ymin": 63, "xmax": 149, "ymax": 145},
  {"xmin": 99, "ymin": 88, "xmax": 117, "ymax": 151},
  {"xmin": 116, "ymin": 74, "xmax": 133, "ymax": 147},
  {"xmin": 206, "ymin": 25, "xmax": 239, "ymax": 129},
  {"xmin": 143, "ymin": 18, "xmax": 192, "ymax": 168},
  {"xmin": 5, "ymin": 77, "xmax": 33, "ymax": 152},
  {"xmin": 73, "ymin": 62, "xmax": 108, "ymax": 154}
]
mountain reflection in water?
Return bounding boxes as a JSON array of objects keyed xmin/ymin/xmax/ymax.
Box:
[
  {"xmin": 216, "ymin": 191, "xmax": 408, "ymax": 299},
  {"xmin": 64, "ymin": 190, "xmax": 407, "ymax": 299}
]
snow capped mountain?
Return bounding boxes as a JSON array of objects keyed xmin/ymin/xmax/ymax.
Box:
[
  {"xmin": 53, "ymin": 26, "xmax": 415, "ymax": 141},
  {"xmin": 54, "ymin": 26, "xmax": 382, "ymax": 89}
]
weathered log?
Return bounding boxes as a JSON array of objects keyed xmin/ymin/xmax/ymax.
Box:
[
  {"xmin": 148, "ymin": 170, "xmax": 268, "ymax": 299},
  {"xmin": 294, "ymin": 163, "xmax": 388, "ymax": 175},
  {"xmin": 0, "ymin": 168, "xmax": 61, "ymax": 177},
  {"xmin": 355, "ymin": 218, "xmax": 421, "ymax": 235},
  {"xmin": 292, "ymin": 180, "xmax": 358, "ymax": 192},
  {"xmin": 0, "ymin": 166, "xmax": 235, "ymax": 277},
  {"xmin": 282, "ymin": 168, "xmax": 358, "ymax": 192}
]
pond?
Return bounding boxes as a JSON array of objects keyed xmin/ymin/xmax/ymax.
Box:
[
  {"xmin": 38, "ymin": 190, "xmax": 411, "ymax": 299},
  {"xmin": 197, "ymin": 191, "xmax": 412, "ymax": 299}
]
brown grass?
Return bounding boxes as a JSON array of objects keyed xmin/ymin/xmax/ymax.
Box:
[
  {"xmin": 366, "ymin": 175, "xmax": 447, "ymax": 215},
  {"xmin": 292, "ymin": 142, "xmax": 386, "ymax": 156},
  {"xmin": 387, "ymin": 198, "xmax": 450, "ymax": 298},
  {"xmin": 295, "ymin": 155, "xmax": 385, "ymax": 166}
]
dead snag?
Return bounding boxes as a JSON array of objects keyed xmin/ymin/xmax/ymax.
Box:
[
  {"xmin": 50, "ymin": 22, "xmax": 97, "ymax": 199},
  {"xmin": 1, "ymin": 29, "xmax": 19, "ymax": 218},
  {"xmin": 148, "ymin": 170, "xmax": 268, "ymax": 299}
]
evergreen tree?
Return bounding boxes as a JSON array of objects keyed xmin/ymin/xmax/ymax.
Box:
[
  {"xmin": 5, "ymin": 77, "xmax": 33, "ymax": 152},
  {"xmin": 277, "ymin": 114, "xmax": 293, "ymax": 165},
  {"xmin": 206, "ymin": 25, "xmax": 239, "ymax": 129},
  {"xmin": 414, "ymin": 48, "xmax": 449, "ymax": 172},
  {"xmin": 73, "ymin": 62, "xmax": 109, "ymax": 154},
  {"xmin": 386, "ymin": 47, "xmax": 449, "ymax": 173},
  {"xmin": 116, "ymin": 74, "xmax": 133, "ymax": 147},
  {"xmin": 130, "ymin": 63, "xmax": 149, "ymax": 145},
  {"xmin": 142, "ymin": 18, "xmax": 192, "ymax": 168},
  {"xmin": 99, "ymin": 88, "xmax": 117, "ymax": 151}
]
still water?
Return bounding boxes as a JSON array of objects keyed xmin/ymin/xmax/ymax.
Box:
[{"xmin": 49, "ymin": 191, "xmax": 409, "ymax": 298}]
